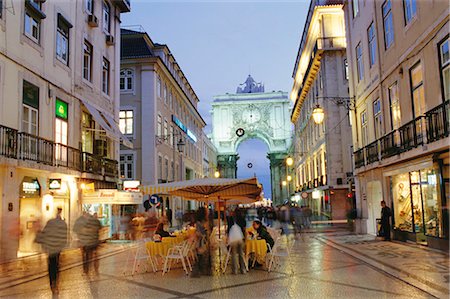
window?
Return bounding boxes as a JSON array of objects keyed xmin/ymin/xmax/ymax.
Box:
[
  {"xmin": 120, "ymin": 154, "xmax": 134, "ymax": 179},
  {"xmin": 22, "ymin": 80, "xmax": 39, "ymax": 135},
  {"xmin": 24, "ymin": 13, "xmax": 40, "ymax": 43},
  {"xmin": 382, "ymin": 0, "xmax": 394, "ymax": 49},
  {"xmin": 102, "ymin": 1, "xmax": 110, "ymax": 33},
  {"xmin": 367, "ymin": 22, "xmax": 377, "ymax": 67},
  {"xmin": 439, "ymin": 38, "xmax": 450, "ymax": 100},
  {"xmin": 0, "ymin": 0, "xmax": 3, "ymax": 19},
  {"xmin": 86, "ymin": 0, "xmax": 93, "ymax": 15},
  {"xmin": 157, "ymin": 114, "xmax": 162, "ymax": 137},
  {"xmin": 164, "ymin": 119, "xmax": 168, "ymax": 142},
  {"xmin": 164, "ymin": 84, "xmax": 168, "ymax": 104},
  {"xmin": 158, "ymin": 155, "xmax": 163, "ymax": 180},
  {"xmin": 169, "ymin": 91, "xmax": 173, "ymax": 109},
  {"xmin": 56, "ymin": 15, "xmax": 70, "ymax": 65},
  {"xmin": 164, "ymin": 158, "xmax": 169, "ymax": 181},
  {"xmin": 352, "ymin": 0, "xmax": 359, "ymax": 18},
  {"xmin": 389, "ymin": 82, "xmax": 401, "ymax": 130},
  {"xmin": 83, "ymin": 40, "xmax": 93, "ymax": 81},
  {"xmin": 157, "ymin": 76, "xmax": 161, "ymax": 98},
  {"xmin": 119, "ymin": 110, "xmax": 133, "ymax": 135},
  {"xmin": 55, "ymin": 117, "xmax": 68, "ymax": 162},
  {"xmin": 120, "ymin": 69, "xmax": 134, "ymax": 91},
  {"xmin": 102, "ymin": 57, "xmax": 110, "ymax": 94},
  {"xmin": 169, "ymin": 126, "xmax": 174, "ymax": 147},
  {"xmin": 404, "ymin": 0, "xmax": 417, "ymax": 24},
  {"xmin": 373, "ymin": 99, "xmax": 384, "ymax": 139},
  {"xmin": 410, "ymin": 62, "xmax": 425, "ymax": 118},
  {"xmin": 361, "ymin": 110, "xmax": 368, "ymax": 146},
  {"xmin": 356, "ymin": 42, "xmax": 364, "ymax": 81}
]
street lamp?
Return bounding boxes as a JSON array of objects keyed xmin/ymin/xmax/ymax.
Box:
[
  {"xmin": 214, "ymin": 171, "xmax": 220, "ymax": 178},
  {"xmin": 286, "ymin": 157, "xmax": 294, "ymax": 167},
  {"xmin": 176, "ymin": 138, "xmax": 185, "ymax": 153},
  {"xmin": 312, "ymin": 104, "xmax": 325, "ymax": 125},
  {"xmin": 282, "ymin": 180, "xmax": 287, "ymax": 186},
  {"xmin": 287, "ymin": 175, "xmax": 292, "ymax": 182}
]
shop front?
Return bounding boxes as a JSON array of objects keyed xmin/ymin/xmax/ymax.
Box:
[
  {"xmin": 386, "ymin": 157, "xmax": 448, "ymax": 250},
  {"xmin": 82, "ymin": 190, "xmax": 143, "ymax": 240}
]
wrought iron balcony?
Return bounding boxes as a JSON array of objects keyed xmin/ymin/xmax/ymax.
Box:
[
  {"xmin": 426, "ymin": 100, "xmax": 449, "ymax": 142},
  {"xmin": 380, "ymin": 130, "xmax": 400, "ymax": 159},
  {"xmin": 103, "ymin": 158, "xmax": 119, "ymax": 177},
  {"xmin": 399, "ymin": 116, "xmax": 426, "ymax": 151},
  {"xmin": 55, "ymin": 143, "xmax": 82, "ymax": 171},
  {"xmin": 354, "ymin": 147, "xmax": 365, "ymax": 169},
  {"xmin": 366, "ymin": 140, "xmax": 380, "ymax": 164},
  {"xmin": 82, "ymin": 152, "xmax": 103, "ymax": 175},
  {"xmin": 18, "ymin": 132, "xmax": 53, "ymax": 165},
  {"xmin": 0, "ymin": 125, "xmax": 18, "ymax": 158}
]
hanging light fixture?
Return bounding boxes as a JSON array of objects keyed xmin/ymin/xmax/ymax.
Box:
[
  {"xmin": 286, "ymin": 157, "xmax": 294, "ymax": 167},
  {"xmin": 177, "ymin": 138, "xmax": 185, "ymax": 153},
  {"xmin": 312, "ymin": 104, "xmax": 325, "ymax": 124}
]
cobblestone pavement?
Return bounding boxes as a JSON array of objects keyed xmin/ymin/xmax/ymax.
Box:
[{"xmin": 0, "ymin": 233, "xmax": 447, "ymax": 299}]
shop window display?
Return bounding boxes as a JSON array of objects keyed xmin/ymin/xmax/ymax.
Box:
[
  {"xmin": 422, "ymin": 168, "xmax": 441, "ymax": 237},
  {"xmin": 392, "ymin": 173, "xmax": 413, "ymax": 232}
]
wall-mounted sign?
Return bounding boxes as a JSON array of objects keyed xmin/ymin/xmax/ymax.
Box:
[
  {"xmin": 55, "ymin": 99, "xmax": 68, "ymax": 120},
  {"xmin": 236, "ymin": 128, "xmax": 245, "ymax": 137},
  {"xmin": 49, "ymin": 179, "xmax": 62, "ymax": 190},
  {"xmin": 172, "ymin": 115, "xmax": 197, "ymax": 143},
  {"xmin": 301, "ymin": 192, "xmax": 308, "ymax": 199},
  {"xmin": 123, "ymin": 180, "xmax": 140, "ymax": 192},
  {"xmin": 20, "ymin": 177, "xmax": 40, "ymax": 198},
  {"xmin": 247, "ymin": 163, "xmax": 253, "ymax": 168}
]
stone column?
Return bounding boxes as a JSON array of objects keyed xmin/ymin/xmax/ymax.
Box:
[
  {"xmin": 268, "ymin": 152, "xmax": 288, "ymax": 206},
  {"xmin": 217, "ymin": 154, "xmax": 239, "ymax": 179}
]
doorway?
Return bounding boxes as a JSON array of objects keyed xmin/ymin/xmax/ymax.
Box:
[
  {"xmin": 366, "ymin": 181, "xmax": 382, "ymax": 236},
  {"xmin": 410, "ymin": 171, "xmax": 427, "ymax": 244}
]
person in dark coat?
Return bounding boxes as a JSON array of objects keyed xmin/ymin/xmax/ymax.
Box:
[
  {"xmin": 39, "ymin": 207, "xmax": 67, "ymax": 295},
  {"xmin": 252, "ymin": 219, "xmax": 275, "ymax": 250},
  {"xmin": 167, "ymin": 208, "xmax": 173, "ymax": 227},
  {"xmin": 155, "ymin": 222, "xmax": 171, "ymax": 238},
  {"xmin": 74, "ymin": 212, "xmax": 101, "ymax": 274},
  {"xmin": 380, "ymin": 200, "xmax": 392, "ymax": 241}
]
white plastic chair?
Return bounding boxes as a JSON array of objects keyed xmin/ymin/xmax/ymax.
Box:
[
  {"xmin": 217, "ymin": 239, "xmax": 232, "ymax": 273},
  {"xmin": 267, "ymin": 237, "xmax": 295, "ymax": 272},
  {"xmin": 130, "ymin": 239, "xmax": 157, "ymax": 275},
  {"xmin": 162, "ymin": 240, "xmax": 192, "ymax": 275}
]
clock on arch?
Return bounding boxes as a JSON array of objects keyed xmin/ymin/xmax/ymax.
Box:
[{"xmin": 242, "ymin": 105, "xmax": 261, "ymax": 124}]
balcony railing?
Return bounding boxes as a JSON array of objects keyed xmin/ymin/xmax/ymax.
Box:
[
  {"xmin": 426, "ymin": 100, "xmax": 449, "ymax": 142},
  {"xmin": 18, "ymin": 132, "xmax": 53, "ymax": 165},
  {"xmin": 0, "ymin": 124, "xmax": 119, "ymax": 178},
  {"xmin": 380, "ymin": 130, "xmax": 400, "ymax": 159},
  {"xmin": 366, "ymin": 140, "xmax": 380, "ymax": 164},
  {"xmin": 0, "ymin": 125, "xmax": 17, "ymax": 158},
  {"xmin": 354, "ymin": 100, "xmax": 449, "ymax": 169},
  {"xmin": 103, "ymin": 158, "xmax": 118, "ymax": 177}
]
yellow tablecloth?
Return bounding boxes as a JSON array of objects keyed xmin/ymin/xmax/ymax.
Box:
[
  {"xmin": 146, "ymin": 241, "xmax": 171, "ymax": 257},
  {"xmin": 161, "ymin": 236, "xmax": 184, "ymax": 246},
  {"xmin": 245, "ymin": 239, "xmax": 267, "ymax": 261}
]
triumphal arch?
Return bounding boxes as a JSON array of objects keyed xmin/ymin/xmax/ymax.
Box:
[{"xmin": 210, "ymin": 75, "xmax": 292, "ymax": 204}]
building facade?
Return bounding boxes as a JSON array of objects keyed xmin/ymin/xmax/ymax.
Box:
[
  {"xmin": 202, "ymin": 132, "xmax": 218, "ymax": 178},
  {"xmin": 0, "ymin": 0, "xmax": 130, "ymax": 260},
  {"xmin": 291, "ymin": 0, "xmax": 353, "ymax": 222},
  {"xmin": 120, "ymin": 28, "xmax": 206, "ymax": 215},
  {"xmin": 345, "ymin": 0, "xmax": 448, "ymax": 249}
]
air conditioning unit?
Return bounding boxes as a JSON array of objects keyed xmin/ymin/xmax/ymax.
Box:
[
  {"xmin": 87, "ymin": 14, "xmax": 99, "ymax": 27},
  {"xmin": 106, "ymin": 35, "xmax": 114, "ymax": 45},
  {"xmin": 94, "ymin": 139, "xmax": 108, "ymax": 157}
]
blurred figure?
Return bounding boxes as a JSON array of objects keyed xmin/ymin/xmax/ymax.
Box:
[
  {"xmin": 227, "ymin": 208, "xmax": 247, "ymax": 274},
  {"xmin": 251, "ymin": 219, "xmax": 274, "ymax": 251},
  {"xmin": 303, "ymin": 206, "xmax": 312, "ymax": 229},
  {"xmin": 74, "ymin": 212, "xmax": 101, "ymax": 275},
  {"xmin": 39, "ymin": 207, "xmax": 67, "ymax": 295},
  {"xmin": 191, "ymin": 207, "xmax": 208, "ymax": 278},
  {"xmin": 167, "ymin": 207, "xmax": 173, "ymax": 228},
  {"xmin": 175, "ymin": 207, "xmax": 183, "ymax": 229},
  {"xmin": 155, "ymin": 222, "xmax": 171, "ymax": 238}
]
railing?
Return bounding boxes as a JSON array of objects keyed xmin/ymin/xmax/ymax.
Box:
[
  {"xmin": 366, "ymin": 140, "xmax": 380, "ymax": 164},
  {"xmin": 354, "ymin": 100, "xmax": 449, "ymax": 169},
  {"xmin": 82, "ymin": 152, "xmax": 103, "ymax": 175},
  {"xmin": 103, "ymin": 158, "xmax": 118, "ymax": 177},
  {"xmin": 18, "ymin": 132, "xmax": 53, "ymax": 165},
  {"xmin": 55, "ymin": 143, "xmax": 82, "ymax": 171},
  {"xmin": 426, "ymin": 100, "xmax": 449, "ymax": 142},
  {"xmin": 0, "ymin": 125, "xmax": 18, "ymax": 158},
  {"xmin": 380, "ymin": 130, "xmax": 400, "ymax": 159},
  {"xmin": 354, "ymin": 147, "xmax": 365, "ymax": 169}
]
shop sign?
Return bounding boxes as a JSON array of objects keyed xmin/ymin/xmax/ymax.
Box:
[
  {"xmin": 172, "ymin": 115, "xmax": 197, "ymax": 143},
  {"xmin": 49, "ymin": 179, "xmax": 62, "ymax": 190},
  {"xmin": 301, "ymin": 192, "xmax": 308, "ymax": 199},
  {"xmin": 99, "ymin": 190, "xmax": 115, "ymax": 198},
  {"xmin": 123, "ymin": 180, "xmax": 140, "ymax": 192},
  {"xmin": 21, "ymin": 177, "xmax": 40, "ymax": 197},
  {"xmin": 55, "ymin": 99, "xmax": 68, "ymax": 120}
]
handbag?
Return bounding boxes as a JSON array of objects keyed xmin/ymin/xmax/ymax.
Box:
[
  {"xmin": 197, "ymin": 235, "xmax": 208, "ymax": 254},
  {"xmin": 228, "ymin": 224, "xmax": 244, "ymax": 245}
]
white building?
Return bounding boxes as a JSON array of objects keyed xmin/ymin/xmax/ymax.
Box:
[
  {"xmin": 0, "ymin": 0, "xmax": 130, "ymax": 261},
  {"xmin": 120, "ymin": 27, "xmax": 206, "ymax": 214}
]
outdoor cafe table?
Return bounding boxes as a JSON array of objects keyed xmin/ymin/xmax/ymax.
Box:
[
  {"xmin": 146, "ymin": 241, "xmax": 172, "ymax": 257},
  {"xmin": 245, "ymin": 238, "xmax": 267, "ymax": 266},
  {"xmin": 161, "ymin": 236, "xmax": 185, "ymax": 246}
]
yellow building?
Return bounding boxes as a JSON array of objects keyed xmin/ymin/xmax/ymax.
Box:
[{"xmin": 345, "ymin": 0, "xmax": 448, "ymax": 250}]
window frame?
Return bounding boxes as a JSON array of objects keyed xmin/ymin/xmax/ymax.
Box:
[
  {"xmin": 83, "ymin": 40, "xmax": 93, "ymax": 82},
  {"xmin": 409, "ymin": 61, "xmax": 425, "ymax": 118},
  {"xmin": 56, "ymin": 15, "xmax": 71, "ymax": 65},
  {"xmin": 102, "ymin": 57, "xmax": 110, "ymax": 95},
  {"xmin": 85, "ymin": 0, "xmax": 94, "ymax": 15},
  {"xmin": 361, "ymin": 110, "xmax": 368, "ymax": 146},
  {"xmin": 102, "ymin": 0, "xmax": 110, "ymax": 34},
  {"xmin": 373, "ymin": 98, "xmax": 384, "ymax": 139},
  {"xmin": 382, "ymin": 0, "xmax": 394, "ymax": 49},
  {"xmin": 403, "ymin": 0, "xmax": 417, "ymax": 25},
  {"xmin": 120, "ymin": 153, "xmax": 135, "ymax": 180},
  {"xmin": 388, "ymin": 82, "xmax": 401, "ymax": 131},
  {"xmin": 120, "ymin": 68, "xmax": 134, "ymax": 92},
  {"xmin": 367, "ymin": 22, "xmax": 377, "ymax": 67},
  {"xmin": 438, "ymin": 36, "xmax": 450, "ymax": 102},
  {"xmin": 352, "ymin": 0, "xmax": 359, "ymax": 18},
  {"xmin": 119, "ymin": 109, "xmax": 134, "ymax": 135},
  {"xmin": 24, "ymin": 12, "xmax": 40, "ymax": 43},
  {"xmin": 356, "ymin": 42, "xmax": 364, "ymax": 82}
]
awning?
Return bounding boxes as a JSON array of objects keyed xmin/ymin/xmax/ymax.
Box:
[{"xmin": 81, "ymin": 100, "xmax": 133, "ymax": 149}]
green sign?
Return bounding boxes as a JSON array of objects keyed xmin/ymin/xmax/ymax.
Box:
[{"xmin": 55, "ymin": 99, "xmax": 68, "ymax": 120}]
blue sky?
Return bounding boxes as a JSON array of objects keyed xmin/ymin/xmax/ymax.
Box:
[{"xmin": 122, "ymin": 0, "xmax": 308, "ymax": 198}]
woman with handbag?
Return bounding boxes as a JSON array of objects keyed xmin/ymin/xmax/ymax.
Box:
[{"xmin": 227, "ymin": 208, "xmax": 247, "ymax": 275}]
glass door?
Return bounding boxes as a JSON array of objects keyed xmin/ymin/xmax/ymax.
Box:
[{"xmin": 410, "ymin": 171, "xmax": 427, "ymax": 244}]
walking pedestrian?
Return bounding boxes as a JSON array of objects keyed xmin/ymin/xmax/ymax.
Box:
[
  {"xmin": 175, "ymin": 207, "xmax": 183, "ymax": 230},
  {"xmin": 190, "ymin": 207, "xmax": 209, "ymax": 277},
  {"xmin": 227, "ymin": 208, "xmax": 247, "ymax": 275},
  {"xmin": 73, "ymin": 212, "xmax": 101, "ymax": 275},
  {"xmin": 380, "ymin": 200, "xmax": 392, "ymax": 241},
  {"xmin": 39, "ymin": 207, "xmax": 67, "ymax": 295},
  {"xmin": 167, "ymin": 207, "xmax": 173, "ymax": 228}
]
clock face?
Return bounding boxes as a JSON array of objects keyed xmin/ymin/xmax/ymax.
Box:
[{"xmin": 242, "ymin": 108, "xmax": 261, "ymax": 124}]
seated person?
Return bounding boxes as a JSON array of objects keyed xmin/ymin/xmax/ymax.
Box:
[
  {"xmin": 155, "ymin": 222, "xmax": 171, "ymax": 238},
  {"xmin": 252, "ymin": 219, "xmax": 275, "ymax": 251}
]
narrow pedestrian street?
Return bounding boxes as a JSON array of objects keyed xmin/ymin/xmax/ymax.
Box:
[{"xmin": 0, "ymin": 232, "xmax": 447, "ymax": 299}]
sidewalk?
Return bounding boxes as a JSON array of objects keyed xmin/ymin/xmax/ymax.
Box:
[
  {"xmin": 316, "ymin": 234, "xmax": 450, "ymax": 299},
  {"xmin": 0, "ymin": 242, "xmax": 133, "ymax": 290}
]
